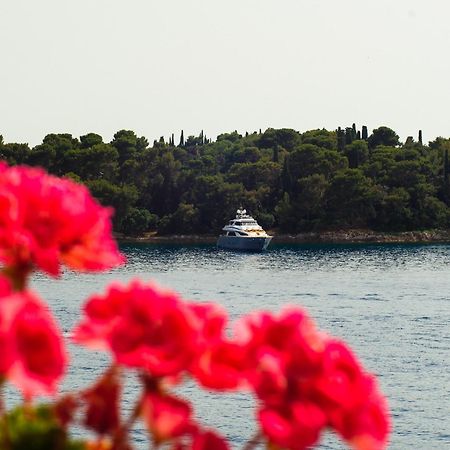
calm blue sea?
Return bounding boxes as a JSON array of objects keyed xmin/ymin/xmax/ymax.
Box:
[{"xmin": 24, "ymin": 243, "xmax": 450, "ymax": 449}]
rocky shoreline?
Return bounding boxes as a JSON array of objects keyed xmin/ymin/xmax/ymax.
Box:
[{"xmin": 117, "ymin": 229, "xmax": 450, "ymax": 245}]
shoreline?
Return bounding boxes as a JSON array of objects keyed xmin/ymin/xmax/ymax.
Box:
[{"xmin": 117, "ymin": 229, "xmax": 450, "ymax": 245}]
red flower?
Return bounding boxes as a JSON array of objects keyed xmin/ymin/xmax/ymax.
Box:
[
  {"xmin": 0, "ymin": 163, "xmax": 124, "ymax": 276},
  {"xmin": 83, "ymin": 369, "xmax": 121, "ymax": 435},
  {"xmin": 236, "ymin": 308, "xmax": 390, "ymax": 450},
  {"xmin": 190, "ymin": 340, "xmax": 248, "ymax": 390},
  {"xmin": 0, "ymin": 288, "xmax": 66, "ymax": 398},
  {"xmin": 332, "ymin": 390, "xmax": 390, "ymax": 450},
  {"xmin": 191, "ymin": 428, "xmax": 230, "ymax": 450},
  {"xmin": 170, "ymin": 427, "xmax": 230, "ymax": 450},
  {"xmin": 314, "ymin": 340, "xmax": 375, "ymax": 411},
  {"xmin": 236, "ymin": 308, "xmax": 326, "ymax": 403},
  {"xmin": 73, "ymin": 280, "xmax": 201, "ymax": 377},
  {"xmin": 259, "ymin": 402, "xmax": 327, "ymax": 450},
  {"xmin": 188, "ymin": 302, "xmax": 248, "ymax": 390},
  {"xmin": 142, "ymin": 392, "xmax": 192, "ymax": 443}
]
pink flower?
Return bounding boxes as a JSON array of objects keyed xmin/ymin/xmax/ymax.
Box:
[
  {"xmin": 188, "ymin": 302, "xmax": 248, "ymax": 390},
  {"xmin": 0, "ymin": 162, "xmax": 124, "ymax": 276},
  {"xmin": 73, "ymin": 280, "xmax": 201, "ymax": 377},
  {"xmin": 170, "ymin": 427, "xmax": 230, "ymax": 450},
  {"xmin": 259, "ymin": 402, "xmax": 327, "ymax": 450},
  {"xmin": 236, "ymin": 308, "xmax": 390, "ymax": 450},
  {"xmin": 314, "ymin": 340, "xmax": 375, "ymax": 412},
  {"xmin": 191, "ymin": 428, "xmax": 230, "ymax": 450},
  {"xmin": 0, "ymin": 287, "xmax": 66, "ymax": 398},
  {"xmin": 190, "ymin": 340, "xmax": 248, "ymax": 390},
  {"xmin": 142, "ymin": 392, "xmax": 192, "ymax": 443},
  {"xmin": 332, "ymin": 391, "xmax": 390, "ymax": 450},
  {"xmin": 237, "ymin": 308, "xmax": 326, "ymax": 403}
]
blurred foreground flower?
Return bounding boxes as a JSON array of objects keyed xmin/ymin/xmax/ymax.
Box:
[
  {"xmin": 0, "ymin": 279, "xmax": 66, "ymax": 399},
  {"xmin": 0, "ymin": 162, "xmax": 124, "ymax": 279}
]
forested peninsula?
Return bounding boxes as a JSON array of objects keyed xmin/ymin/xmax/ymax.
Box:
[{"xmin": 2, "ymin": 125, "xmax": 450, "ymax": 241}]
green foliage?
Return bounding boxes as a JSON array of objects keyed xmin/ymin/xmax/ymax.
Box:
[
  {"xmin": 0, "ymin": 143, "xmax": 31, "ymax": 165},
  {"xmin": 300, "ymin": 129, "xmax": 337, "ymax": 150},
  {"xmin": 159, "ymin": 203, "xmax": 200, "ymax": 234},
  {"xmin": 368, "ymin": 126, "xmax": 400, "ymax": 149},
  {"xmin": 344, "ymin": 140, "xmax": 369, "ymax": 168},
  {"xmin": 121, "ymin": 208, "xmax": 158, "ymax": 236},
  {"xmin": 0, "ymin": 404, "xmax": 85, "ymax": 450},
  {"xmin": 257, "ymin": 128, "xmax": 301, "ymax": 151},
  {"xmin": 86, "ymin": 179, "xmax": 138, "ymax": 230},
  {"xmin": 1, "ymin": 124, "xmax": 450, "ymax": 235},
  {"xmin": 326, "ymin": 169, "xmax": 380, "ymax": 227}
]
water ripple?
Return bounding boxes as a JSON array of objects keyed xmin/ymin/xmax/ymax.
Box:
[{"xmin": 23, "ymin": 243, "xmax": 450, "ymax": 449}]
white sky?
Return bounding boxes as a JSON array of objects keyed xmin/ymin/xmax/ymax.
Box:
[{"xmin": 1, "ymin": 0, "xmax": 449, "ymax": 146}]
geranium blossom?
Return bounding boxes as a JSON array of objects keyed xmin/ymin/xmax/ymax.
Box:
[
  {"xmin": 0, "ymin": 285, "xmax": 66, "ymax": 398},
  {"xmin": 236, "ymin": 308, "xmax": 390, "ymax": 450},
  {"xmin": 0, "ymin": 162, "xmax": 124, "ymax": 276},
  {"xmin": 73, "ymin": 280, "xmax": 202, "ymax": 377},
  {"xmin": 171, "ymin": 427, "xmax": 230, "ymax": 450},
  {"xmin": 188, "ymin": 302, "xmax": 248, "ymax": 390},
  {"xmin": 142, "ymin": 392, "xmax": 193, "ymax": 443}
]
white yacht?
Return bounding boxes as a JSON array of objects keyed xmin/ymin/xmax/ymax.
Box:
[{"xmin": 217, "ymin": 209, "xmax": 272, "ymax": 251}]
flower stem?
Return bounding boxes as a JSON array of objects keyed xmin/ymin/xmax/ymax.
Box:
[
  {"xmin": 243, "ymin": 432, "xmax": 262, "ymax": 450},
  {"xmin": 0, "ymin": 378, "xmax": 4, "ymax": 416}
]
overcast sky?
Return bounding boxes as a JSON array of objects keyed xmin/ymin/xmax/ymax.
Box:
[{"xmin": 1, "ymin": 0, "xmax": 449, "ymax": 146}]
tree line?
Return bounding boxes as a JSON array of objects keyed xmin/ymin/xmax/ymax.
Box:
[{"xmin": 1, "ymin": 125, "xmax": 450, "ymax": 236}]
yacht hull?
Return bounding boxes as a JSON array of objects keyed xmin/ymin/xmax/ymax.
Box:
[{"xmin": 217, "ymin": 235, "xmax": 272, "ymax": 251}]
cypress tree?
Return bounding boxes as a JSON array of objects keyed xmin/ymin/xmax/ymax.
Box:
[
  {"xmin": 418, "ymin": 130, "xmax": 423, "ymax": 145},
  {"xmin": 179, "ymin": 130, "xmax": 184, "ymax": 146},
  {"xmin": 445, "ymin": 149, "xmax": 449, "ymax": 183},
  {"xmin": 273, "ymin": 145, "xmax": 280, "ymax": 163},
  {"xmin": 345, "ymin": 127, "xmax": 354, "ymax": 145},
  {"xmin": 362, "ymin": 125, "xmax": 368, "ymax": 140},
  {"xmin": 337, "ymin": 127, "xmax": 346, "ymax": 152},
  {"xmin": 356, "ymin": 131, "xmax": 361, "ymax": 140},
  {"xmin": 281, "ymin": 156, "xmax": 292, "ymax": 193}
]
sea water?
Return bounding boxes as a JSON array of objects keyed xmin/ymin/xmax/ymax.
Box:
[{"xmin": 24, "ymin": 243, "xmax": 450, "ymax": 449}]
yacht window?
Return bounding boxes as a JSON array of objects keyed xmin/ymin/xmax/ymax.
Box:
[{"xmin": 235, "ymin": 222, "xmax": 242, "ymax": 226}]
